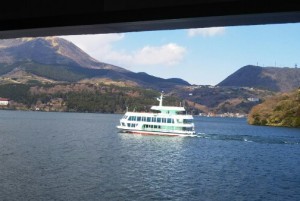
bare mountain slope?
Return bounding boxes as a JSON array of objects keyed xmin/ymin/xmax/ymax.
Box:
[
  {"xmin": 0, "ymin": 37, "xmax": 190, "ymax": 90},
  {"xmin": 217, "ymin": 65, "xmax": 300, "ymax": 92}
]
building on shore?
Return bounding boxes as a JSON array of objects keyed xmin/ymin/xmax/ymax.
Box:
[
  {"xmin": 199, "ymin": 112, "xmax": 247, "ymax": 118},
  {"xmin": 247, "ymin": 97, "xmax": 260, "ymax": 102},
  {"xmin": 0, "ymin": 98, "xmax": 9, "ymax": 106}
]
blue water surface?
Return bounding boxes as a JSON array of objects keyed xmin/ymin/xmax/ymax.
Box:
[{"xmin": 0, "ymin": 110, "xmax": 299, "ymax": 201}]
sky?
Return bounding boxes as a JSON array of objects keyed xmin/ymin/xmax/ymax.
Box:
[{"xmin": 60, "ymin": 23, "xmax": 300, "ymax": 85}]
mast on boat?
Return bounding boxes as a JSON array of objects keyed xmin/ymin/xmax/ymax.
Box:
[{"xmin": 156, "ymin": 92, "xmax": 164, "ymax": 107}]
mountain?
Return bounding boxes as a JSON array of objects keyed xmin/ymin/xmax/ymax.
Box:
[
  {"xmin": 0, "ymin": 37, "xmax": 190, "ymax": 90},
  {"xmin": 217, "ymin": 65, "xmax": 300, "ymax": 92},
  {"xmin": 0, "ymin": 37, "xmax": 127, "ymax": 71},
  {"xmin": 169, "ymin": 85, "xmax": 275, "ymax": 114},
  {"xmin": 248, "ymin": 89, "xmax": 300, "ymax": 127}
]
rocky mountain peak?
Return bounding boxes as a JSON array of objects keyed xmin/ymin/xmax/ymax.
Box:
[
  {"xmin": 0, "ymin": 37, "xmax": 128, "ymax": 72},
  {"xmin": 0, "ymin": 36, "xmax": 190, "ymax": 90}
]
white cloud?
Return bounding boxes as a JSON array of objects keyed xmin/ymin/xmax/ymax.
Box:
[
  {"xmin": 123, "ymin": 43, "xmax": 186, "ymax": 66},
  {"xmin": 188, "ymin": 27, "xmax": 225, "ymax": 37},
  {"xmin": 60, "ymin": 34, "xmax": 186, "ymax": 68},
  {"xmin": 60, "ymin": 33, "xmax": 124, "ymax": 56}
]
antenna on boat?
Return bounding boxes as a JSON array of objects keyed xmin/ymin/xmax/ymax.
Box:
[{"xmin": 157, "ymin": 91, "xmax": 164, "ymax": 106}]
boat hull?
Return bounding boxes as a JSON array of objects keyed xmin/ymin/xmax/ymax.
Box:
[{"xmin": 117, "ymin": 127, "xmax": 196, "ymax": 137}]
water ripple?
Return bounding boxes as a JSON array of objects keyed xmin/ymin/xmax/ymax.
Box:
[
  {"xmin": 197, "ymin": 133, "xmax": 300, "ymax": 145},
  {"xmin": 1, "ymin": 111, "xmax": 299, "ymax": 201}
]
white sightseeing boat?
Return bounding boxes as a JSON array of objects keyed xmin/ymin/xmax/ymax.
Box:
[{"xmin": 117, "ymin": 93, "xmax": 196, "ymax": 136}]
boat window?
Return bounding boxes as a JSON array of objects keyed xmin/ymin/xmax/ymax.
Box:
[
  {"xmin": 172, "ymin": 119, "xmax": 174, "ymax": 123},
  {"xmin": 157, "ymin": 118, "xmax": 161, "ymax": 123},
  {"xmin": 147, "ymin": 117, "xmax": 151, "ymax": 122},
  {"xmin": 167, "ymin": 118, "xmax": 172, "ymax": 123},
  {"xmin": 123, "ymin": 115, "xmax": 128, "ymax": 119},
  {"xmin": 137, "ymin": 116, "xmax": 141, "ymax": 121},
  {"xmin": 183, "ymin": 127, "xmax": 192, "ymax": 131},
  {"xmin": 128, "ymin": 116, "xmax": 132, "ymax": 121},
  {"xmin": 128, "ymin": 123, "xmax": 136, "ymax": 127},
  {"xmin": 162, "ymin": 118, "xmax": 166, "ymax": 123},
  {"xmin": 122, "ymin": 123, "xmax": 125, "ymax": 126},
  {"xmin": 154, "ymin": 125, "xmax": 157, "ymax": 129},
  {"xmin": 183, "ymin": 119, "xmax": 193, "ymax": 124},
  {"xmin": 142, "ymin": 117, "xmax": 146, "ymax": 121},
  {"xmin": 132, "ymin": 116, "xmax": 136, "ymax": 121},
  {"xmin": 152, "ymin": 117, "xmax": 156, "ymax": 122}
]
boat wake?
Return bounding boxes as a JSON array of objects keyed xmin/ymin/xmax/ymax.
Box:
[{"xmin": 196, "ymin": 133, "xmax": 299, "ymax": 145}]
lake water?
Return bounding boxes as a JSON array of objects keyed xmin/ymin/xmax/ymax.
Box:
[{"xmin": 0, "ymin": 110, "xmax": 299, "ymax": 201}]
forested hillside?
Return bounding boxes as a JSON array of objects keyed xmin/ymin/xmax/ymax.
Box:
[
  {"xmin": 248, "ymin": 89, "xmax": 300, "ymax": 127},
  {"xmin": 0, "ymin": 83, "xmax": 184, "ymax": 113}
]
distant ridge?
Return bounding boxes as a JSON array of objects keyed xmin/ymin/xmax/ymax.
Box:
[
  {"xmin": 217, "ymin": 65, "xmax": 300, "ymax": 92},
  {"xmin": 0, "ymin": 37, "xmax": 190, "ymax": 90}
]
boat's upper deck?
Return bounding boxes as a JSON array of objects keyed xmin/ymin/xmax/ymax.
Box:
[
  {"xmin": 150, "ymin": 105, "xmax": 185, "ymax": 115},
  {"xmin": 123, "ymin": 111, "xmax": 193, "ymax": 119},
  {"xmin": 124, "ymin": 92, "xmax": 192, "ymax": 118}
]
